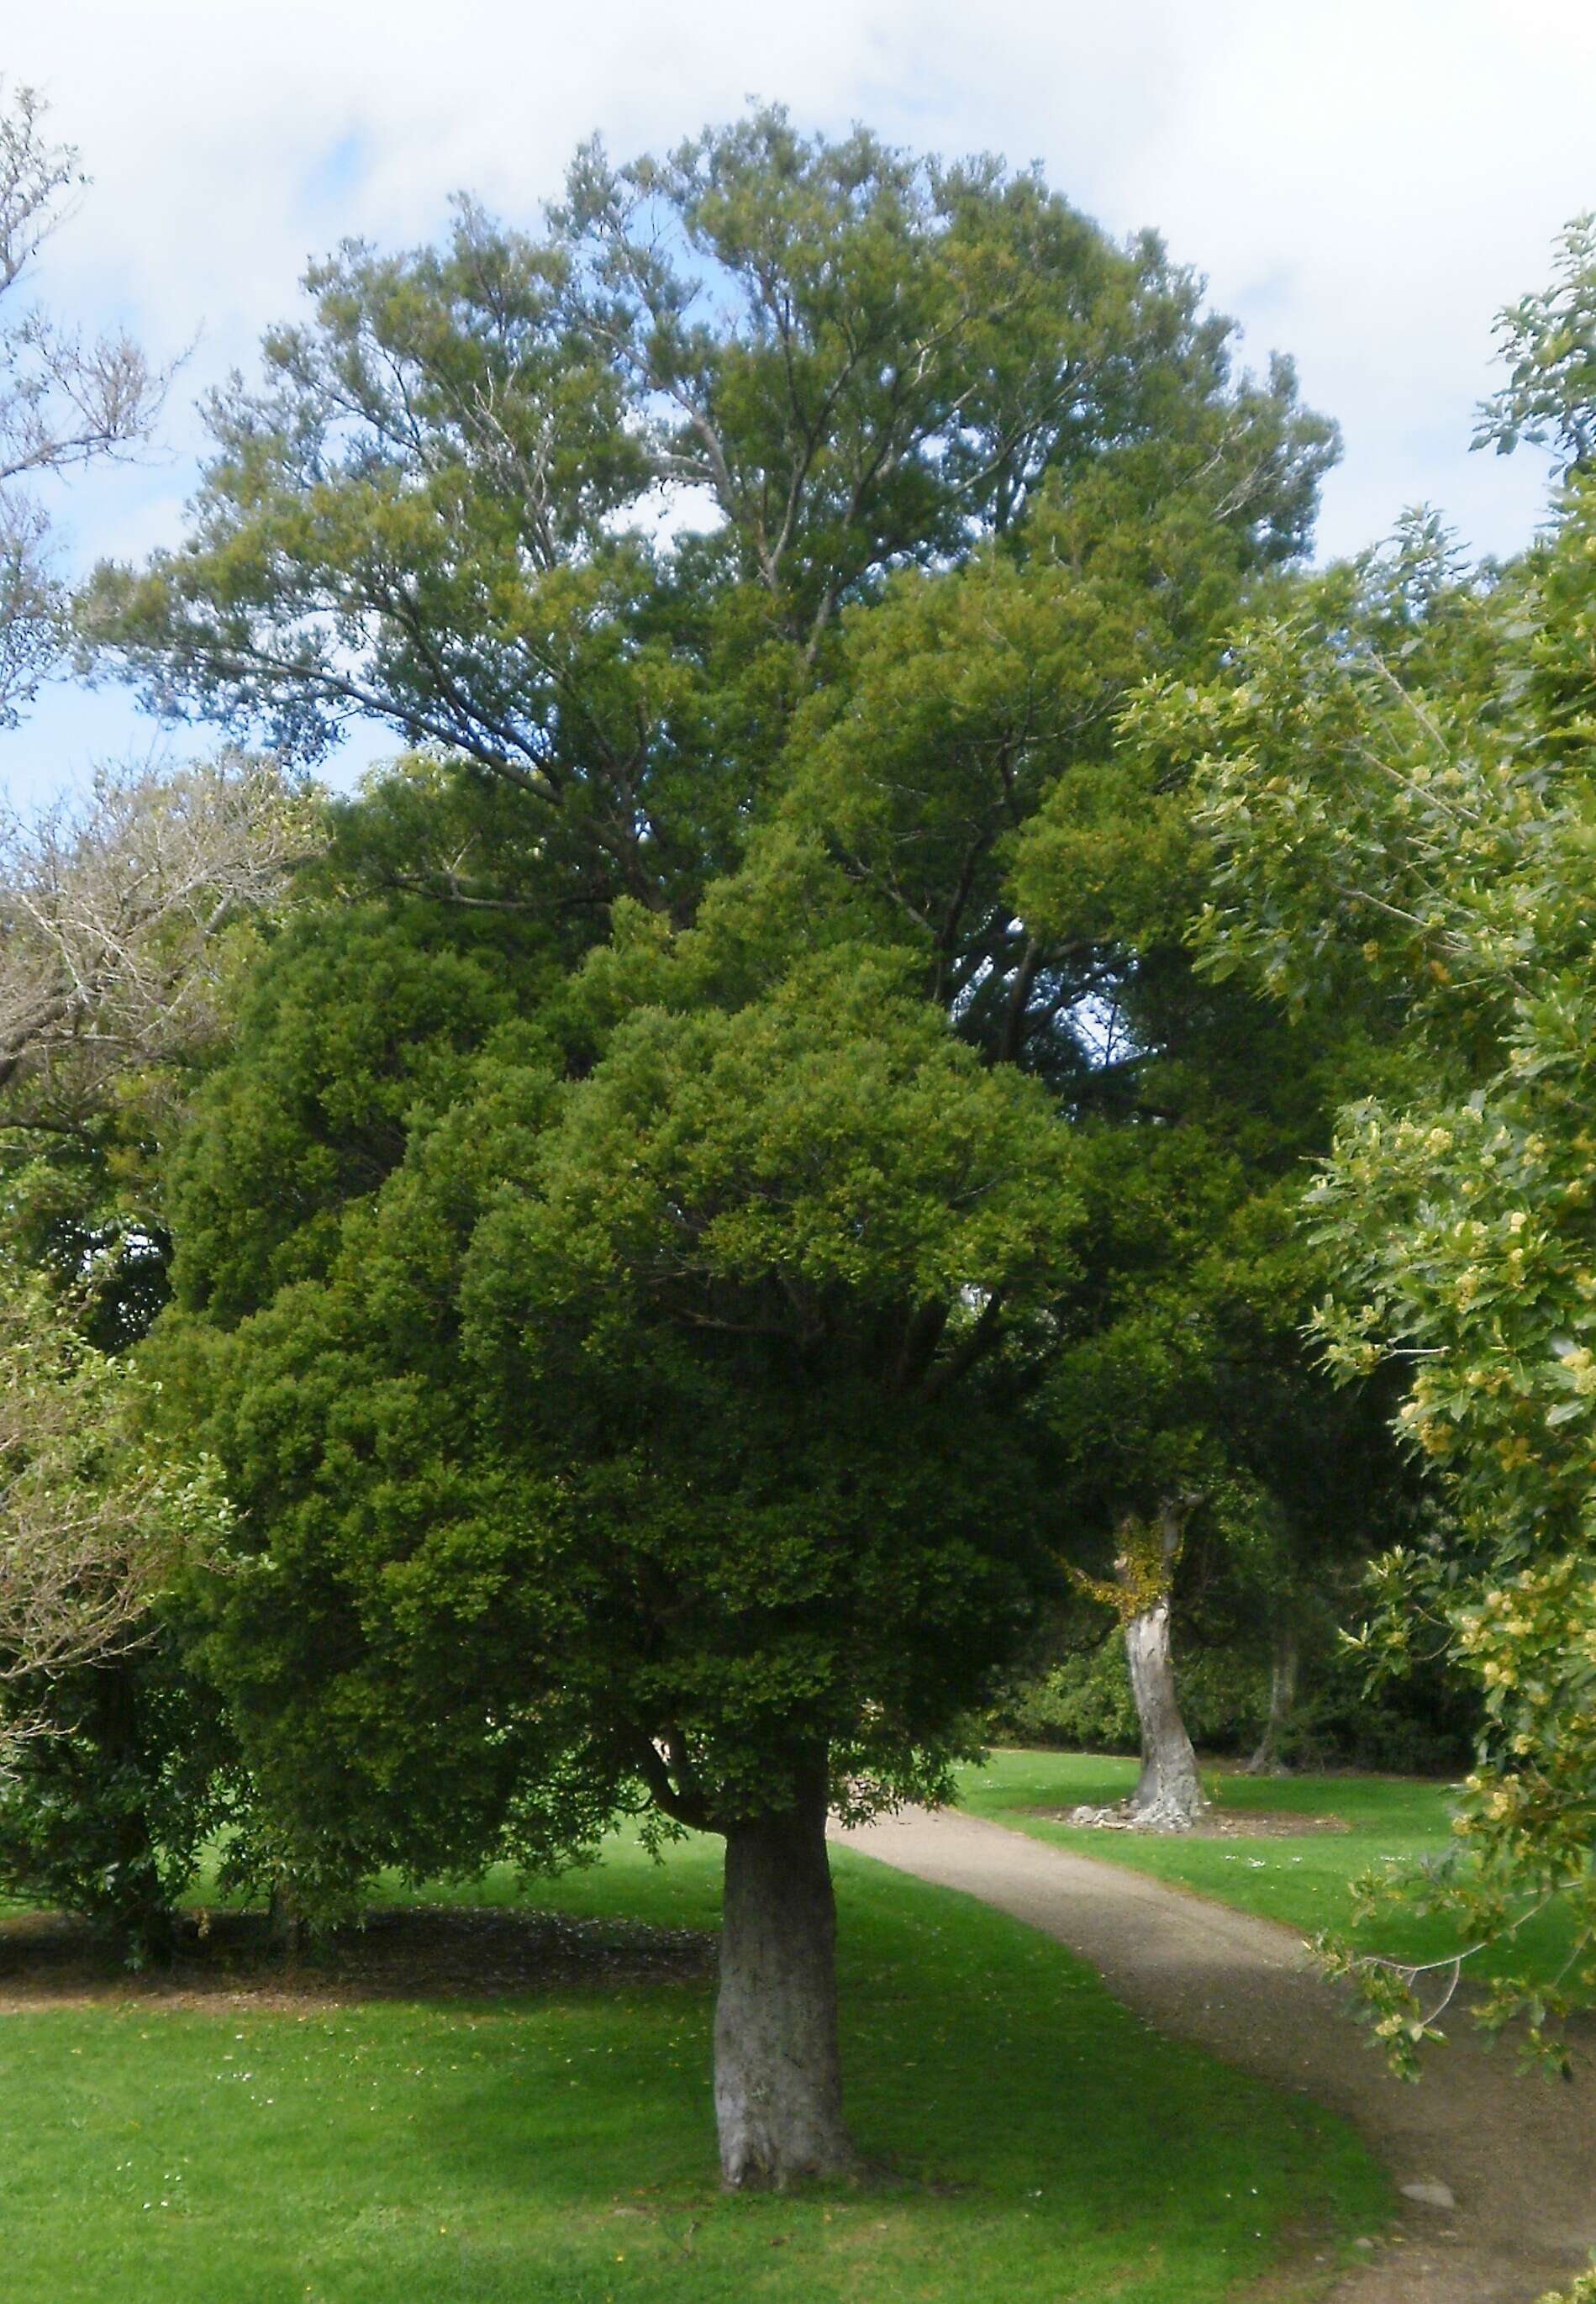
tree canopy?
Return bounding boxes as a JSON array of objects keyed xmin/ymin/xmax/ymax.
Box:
[{"xmin": 86, "ymin": 109, "xmax": 1333, "ymax": 923}]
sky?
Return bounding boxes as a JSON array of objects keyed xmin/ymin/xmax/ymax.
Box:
[{"xmin": 3, "ymin": 0, "xmax": 1593, "ymax": 810}]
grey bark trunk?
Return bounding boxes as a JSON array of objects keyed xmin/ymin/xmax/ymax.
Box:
[
  {"xmin": 1125, "ymin": 1594, "xmax": 1208, "ymax": 1830},
  {"xmin": 714, "ymin": 1775, "xmax": 857, "ymax": 2189},
  {"xmin": 1245, "ymin": 1627, "xmax": 1301, "ymax": 1775}
]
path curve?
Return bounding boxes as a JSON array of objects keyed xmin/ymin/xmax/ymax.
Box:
[{"xmin": 835, "ymin": 1806, "xmax": 1595, "ymax": 2304}]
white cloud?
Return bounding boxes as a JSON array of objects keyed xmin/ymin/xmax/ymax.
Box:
[{"xmin": 3, "ymin": 0, "xmax": 1592, "ymax": 802}]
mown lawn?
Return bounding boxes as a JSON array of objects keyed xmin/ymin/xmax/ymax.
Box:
[
  {"xmin": 0, "ymin": 1827, "xmax": 1388, "ymax": 2303},
  {"xmin": 957, "ymin": 1749, "xmax": 1573, "ymax": 1980}
]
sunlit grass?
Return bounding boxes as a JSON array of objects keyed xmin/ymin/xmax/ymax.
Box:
[
  {"xmin": 0, "ymin": 1825, "xmax": 1388, "ymax": 2302},
  {"xmin": 957, "ymin": 1749, "xmax": 1573, "ymax": 1980}
]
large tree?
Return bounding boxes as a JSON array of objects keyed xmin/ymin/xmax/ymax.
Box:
[
  {"xmin": 161, "ymin": 888, "xmax": 1081, "ymax": 2178},
  {"xmin": 104, "ymin": 112, "xmax": 1341, "ymax": 2180}
]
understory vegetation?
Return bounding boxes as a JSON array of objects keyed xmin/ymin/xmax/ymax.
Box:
[{"xmin": 988, "ymin": 1629, "xmax": 1477, "ymax": 1775}]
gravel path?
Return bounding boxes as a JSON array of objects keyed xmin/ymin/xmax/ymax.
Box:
[{"xmin": 835, "ymin": 1806, "xmax": 1596, "ymax": 2304}]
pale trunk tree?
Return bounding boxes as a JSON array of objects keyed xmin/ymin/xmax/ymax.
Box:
[{"xmin": 1114, "ymin": 1500, "xmax": 1206, "ymax": 1831}]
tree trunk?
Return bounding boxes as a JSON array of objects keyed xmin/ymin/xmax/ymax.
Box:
[
  {"xmin": 266, "ymin": 1877, "xmax": 308, "ymax": 1958},
  {"xmin": 1245, "ymin": 1626, "xmax": 1300, "ymax": 1776},
  {"xmin": 1124, "ymin": 1594, "xmax": 1207, "ymax": 1829},
  {"xmin": 714, "ymin": 1771, "xmax": 857, "ymax": 2189},
  {"xmin": 1109, "ymin": 1497, "xmax": 1206, "ymax": 1832}
]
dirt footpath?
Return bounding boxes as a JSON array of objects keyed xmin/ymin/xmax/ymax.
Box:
[{"xmin": 835, "ymin": 1806, "xmax": 1596, "ymax": 2304}]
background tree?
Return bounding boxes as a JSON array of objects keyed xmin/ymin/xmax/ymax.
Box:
[
  {"xmin": 85, "ymin": 108, "xmax": 1333, "ymax": 916},
  {"xmin": 1, "ymin": 756, "xmax": 310, "ymax": 1128},
  {"xmin": 1069, "ymin": 1500, "xmax": 1206, "ymax": 1826},
  {"xmin": 768, "ymin": 461, "xmax": 1416, "ymax": 1825}
]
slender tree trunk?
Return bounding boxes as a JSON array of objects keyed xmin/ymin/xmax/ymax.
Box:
[
  {"xmin": 1245, "ymin": 1626, "xmax": 1300, "ymax": 1776},
  {"xmin": 714, "ymin": 1767, "xmax": 857, "ymax": 2189},
  {"xmin": 1124, "ymin": 1595, "xmax": 1207, "ymax": 1829},
  {"xmin": 1118, "ymin": 1499, "xmax": 1206, "ymax": 1832}
]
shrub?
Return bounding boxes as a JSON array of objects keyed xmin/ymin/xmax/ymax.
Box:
[
  {"xmin": 989, "ymin": 1627, "xmax": 1479, "ymax": 1774},
  {"xmin": 989, "ymin": 1634, "xmax": 1266, "ymax": 1755}
]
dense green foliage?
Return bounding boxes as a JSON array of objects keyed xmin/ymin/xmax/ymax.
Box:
[
  {"xmin": 990, "ymin": 1637, "xmax": 1267, "ymax": 1757},
  {"xmin": 90, "ymin": 111, "xmax": 1359, "ymax": 1968},
  {"xmin": 161, "ymin": 896, "xmax": 1081, "ymax": 1884},
  {"xmin": 1131, "ymin": 219, "xmax": 1596, "ymax": 2067},
  {"xmin": 0, "ymin": 1642, "xmax": 229, "ymax": 1962}
]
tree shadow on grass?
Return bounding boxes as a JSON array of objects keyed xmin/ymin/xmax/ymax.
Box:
[{"xmin": 0, "ymin": 1902, "xmax": 714, "ymax": 2010}]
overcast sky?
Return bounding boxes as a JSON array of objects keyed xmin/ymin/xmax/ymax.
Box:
[{"xmin": 3, "ymin": 0, "xmax": 1593, "ymax": 809}]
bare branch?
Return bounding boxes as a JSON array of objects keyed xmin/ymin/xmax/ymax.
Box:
[
  {"xmin": 0, "ymin": 1282, "xmax": 224, "ymax": 1774},
  {"xmin": 0, "ymin": 82, "xmax": 172, "ymax": 725},
  {"xmin": 0, "ymin": 754, "xmax": 318, "ymax": 1120}
]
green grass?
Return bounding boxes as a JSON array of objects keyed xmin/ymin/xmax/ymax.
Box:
[
  {"xmin": 0, "ymin": 1826, "xmax": 1388, "ymax": 2303},
  {"xmin": 957, "ymin": 1749, "xmax": 1572, "ymax": 1980}
]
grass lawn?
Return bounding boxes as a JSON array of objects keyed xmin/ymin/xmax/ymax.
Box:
[
  {"xmin": 0, "ymin": 1827, "xmax": 1388, "ymax": 2304},
  {"xmin": 957, "ymin": 1749, "xmax": 1572, "ymax": 1980}
]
